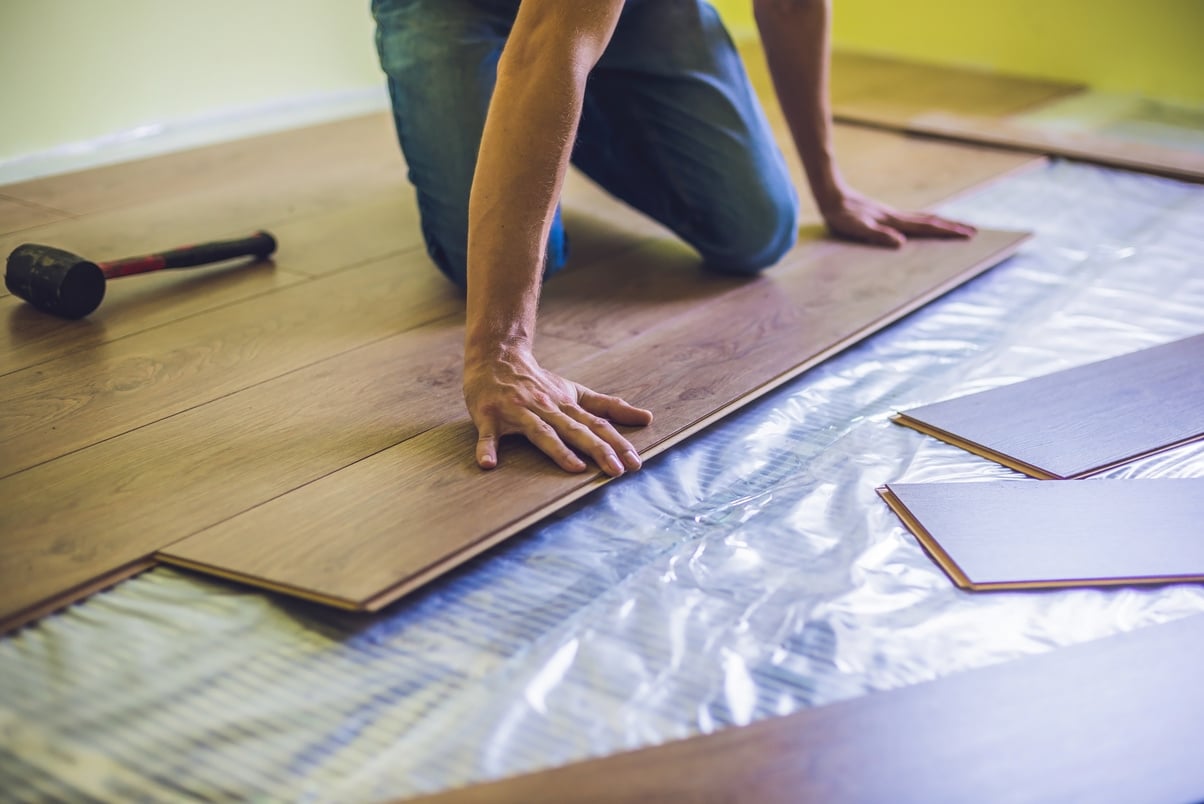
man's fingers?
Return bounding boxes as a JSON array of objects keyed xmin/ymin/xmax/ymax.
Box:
[
  {"xmin": 578, "ymin": 387, "xmax": 654, "ymax": 427},
  {"xmin": 517, "ymin": 412, "xmax": 589, "ymax": 474},
  {"xmin": 563, "ymin": 405, "xmax": 642, "ymax": 472},
  {"xmin": 859, "ymin": 220, "xmax": 905, "ymax": 248},
  {"xmin": 475, "ymin": 426, "xmax": 499, "ymax": 470},
  {"xmin": 890, "ymin": 213, "xmax": 976, "ymax": 239}
]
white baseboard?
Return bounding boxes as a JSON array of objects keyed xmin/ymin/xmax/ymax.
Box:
[{"xmin": 0, "ymin": 86, "xmax": 391, "ymax": 187}]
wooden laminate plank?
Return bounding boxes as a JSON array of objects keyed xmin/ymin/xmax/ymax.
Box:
[
  {"xmin": 0, "ymin": 113, "xmax": 403, "ymax": 217},
  {"xmin": 406, "ymin": 613, "xmax": 1204, "ymax": 804},
  {"xmin": 898, "ymin": 112, "xmax": 1204, "ymax": 183},
  {"xmin": 756, "ymin": 49, "xmax": 1204, "ymax": 183},
  {"xmin": 0, "ymin": 196, "xmax": 72, "ymax": 236},
  {"xmin": 0, "ymin": 252, "xmax": 459, "ymax": 478},
  {"xmin": 880, "ymin": 478, "xmax": 1204, "ymax": 591},
  {"xmin": 0, "ymin": 262, "xmax": 310, "ymax": 378},
  {"xmin": 738, "ymin": 45, "xmax": 1082, "ymax": 128},
  {"xmin": 893, "ymin": 333, "xmax": 1204, "ymax": 479},
  {"xmin": 0, "ymin": 315, "xmax": 592, "ymax": 635},
  {"xmin": 829, "ymin": 51, "xmax": 1084, "ymax": 127},
  {"xmin": 159, "ymin": 229, "xmax": 1028, "ymax": 609},
  {"xmin": 0, "ymin": 186, "xmax": 425, "ymax": 377}
]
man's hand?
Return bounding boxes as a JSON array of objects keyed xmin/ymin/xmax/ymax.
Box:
[
  {"xmin": 822, "ymin": 189, "xmax": 977, "ymax": 249},
  {"xmin": 464, "ymin": 347, "xmax": 652, "ymax": 476}
]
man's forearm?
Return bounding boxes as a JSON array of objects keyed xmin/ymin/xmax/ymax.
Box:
[
  {"xmin": 465, "ymin": 2, "xmax": 623, "ymax": 363},
  {"xmin": 753, "ymin": 0, "xmax": 845, "ymax": 214}
]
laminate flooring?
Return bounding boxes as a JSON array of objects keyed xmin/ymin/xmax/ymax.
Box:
[
  {"xmin": 894, "ymin": 333, "xmax": 1204, "ymax": 479},
  {"xmin": 1, "ymin": 67, "xmax": 1041, "ymax": 632},
  {"xmin": 743, "ymin": 47, "xmax": 1204, "ymax": 183},
  {"xmin": 407, "ymin": 613, "xmax": 1204, "ymax": 804},
  {"xmin": 880, "ymin": 478, "xmax": 1204, "ymax": 591}
]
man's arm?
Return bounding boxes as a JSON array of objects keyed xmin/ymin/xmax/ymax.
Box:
[
  {"xmin": 464, "ymin": 0, "xmax": 651, "ymax": 477},
  {"xmin": 753, "ymin": 0, "xmax": 975, "ymax": 246}
]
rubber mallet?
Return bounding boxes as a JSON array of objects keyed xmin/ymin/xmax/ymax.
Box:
[{"xmin": 5, "ymin": 230, "xmax": 278, "ymax": 319}]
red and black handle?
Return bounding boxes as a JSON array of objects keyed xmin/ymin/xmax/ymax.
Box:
[{"xmin": 99, "ymin": 231, "xmax": 278, "ymax": 279}]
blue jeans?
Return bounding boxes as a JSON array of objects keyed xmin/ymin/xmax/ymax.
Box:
[{"xmin": 372, "ymin": 0, "xmax": 799, "ymax": 289}]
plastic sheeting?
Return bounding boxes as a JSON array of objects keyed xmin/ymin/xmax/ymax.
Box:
[{"xmin": 2, "ymin": 160, "xmax": 1203, "ymax": 802}]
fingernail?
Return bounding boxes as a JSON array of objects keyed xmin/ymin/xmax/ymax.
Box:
[
  {"xmin": 605, "ymin": 455, "xmax": 624, "ymax": 476},
  {"xmin": 622, "ymin": 450, "xmax": 642, "ymax": 470}
]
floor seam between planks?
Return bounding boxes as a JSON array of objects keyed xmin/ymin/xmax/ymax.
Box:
[{"xmin": 0, "ymin": 304, "xmax": 466, "ymax": 483}]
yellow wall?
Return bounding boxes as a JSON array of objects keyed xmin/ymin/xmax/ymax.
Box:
[
  {"xmin": 0, "ymin": 0, "xmax": 381, "ymax": 165},
  {"xmin": 713, "ymin": 0, "xmax": 1204, "ymax": 105}
]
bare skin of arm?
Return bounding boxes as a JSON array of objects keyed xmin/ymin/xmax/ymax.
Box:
[
  {"xmin": 464, "ymin": 0, "xmax": 651, "ymax": 478},
  {"xmin": 753, "ymin": 0, "xmax": 976, "ymax": 246}
]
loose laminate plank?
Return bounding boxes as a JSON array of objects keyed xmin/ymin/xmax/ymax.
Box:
[
  {"xmin": 407, "ymin": 613, "xmax": 1204, "ymax": 804},
  {"xmin": 893, "ymin": 333, "xmax": 1204, "ymax": 479},
  {"xmin": 0, "ymin": 252, "xmax": 458, "ymax": 478},
  {"xmin": 160, "ymin": 229, "xmax": 1029, "ymax": 609},
  {"xmin": 879, "ymin": 478, "xmax": 1204, "ymax": 591}
]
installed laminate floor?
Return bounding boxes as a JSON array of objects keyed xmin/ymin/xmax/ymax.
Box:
[
  {"xmin": 744, "ymin": 47, "xmax": 1204, "ymax": 183},
  {"xmin": 0, "ymin": 60, "xmax": 1042, "ymax": 631}
]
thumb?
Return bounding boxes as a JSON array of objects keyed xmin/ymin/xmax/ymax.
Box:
[{"xmin": 475, "ymin": 423, "xmax": 500, "ymax": 470}]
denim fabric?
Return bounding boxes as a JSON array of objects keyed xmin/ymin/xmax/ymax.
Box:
[{"xmin": 372, "ymin": 0, "xmax": 798, "ymax": 288}]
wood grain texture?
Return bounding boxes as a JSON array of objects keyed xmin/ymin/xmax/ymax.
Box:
[
  {"xmin": 0, "ymin": 196, "xmax": 71, "ymax": 236},
  {"xmin": 738, "ymin": 47, "xmax": 1081, "ymax": 127},
  {"xmin": 757, "ymin": 48, "xmax": 1204, "ymax": 183},
  {"xmin": 159, "ymin": 230, "xmax": 1028, "ymax": 609},
  {"xmin": 406, "ymin": 613, "xmax": 1204, "ymax": 804},
  {"xmin": 0, "ymin": 313, "xmax": 596, "ymax": 634},
  {"xmin": 0, "ymin": 254, "xmax": 460, "ymax": 478},
  {"xmin": 880, "ymin": 479, "xmax": 1204, "ymax": 591},
  {"xmin": 0, "ymin": 113, "xmax": 403, "ymax": 217},
  {"xmin": 0, "ymin": 188, "xmax": 423, "ymax": 377},
  {"xmin": 901, "ymin": 111, "xmax": 1204, "ymax": 183},
  {"xmin": 894, "ymin": 333, "xmax": 1204, "ymax": 479}
]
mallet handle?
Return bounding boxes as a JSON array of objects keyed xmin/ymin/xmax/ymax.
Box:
[{"xmin": 98, "ymin": 231, "xmax": 277, "ymax": 279}]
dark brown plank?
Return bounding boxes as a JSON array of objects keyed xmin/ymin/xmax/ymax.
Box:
[
  {"xmin": 406, "ymin": 613, "xmax": 1204, "ymax": 804},
  {"xmin": 894, "ymin": 333, "xmax": 1204, "ymax": 479},
  {"xmin": 159, "ymin": 230, "xmax": 1028, "ymax": 609},
  {"xmin": 880, "ymin": 478, "xmax": 1204, "ymax": 591}
]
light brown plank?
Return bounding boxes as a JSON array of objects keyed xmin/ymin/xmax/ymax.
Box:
[
  {"xmin": 159, "ymin": 229, "xmax": 1028, "ymax": 609},
  {"xmin": 407, "ymin": 613, "xmax": 1204, "ymax": 804},
  {"xmin": 753, "ymin": 47, "xmax": 1204, "ymax": 183},
  {"xmin": 0, "ymin": 252, "xmax": 458, "ymax": 478},
  {"xmin": 0, "ymin": 113, "xmax": 403, "ymax": 217},
  {"xmin": 900, "ymin": 111, "xmax": 1204, "ymax": 183},
  {"xmin": 0, "ymin": 262, "xmax": 310, "ymax": 377},
  {"xmin": 828, "ymin": 51, "xmax": 1083, "ymax": 126},
  {"xmin": 881, "ymin": 479, "xmax": 1204, "ymax": 591},
  {"xmin": 0, "ymin": 315, "xmax": 593, "ymax": 635},
  {"xmin": 0, "ymin": 185, "xmax": 427, "ymax": 377},
  {"xmin": 0, "ymin": 196, "xmax": 72, "ymax": 236},
  {"xmin": 894, "ymin": 333, "xmax": 1204, "ymax": 479}
]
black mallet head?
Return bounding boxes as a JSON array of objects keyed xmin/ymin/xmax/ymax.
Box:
[{"xmin": 5, "ymin": 244, "xmax": 107, "ymax": 319}]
